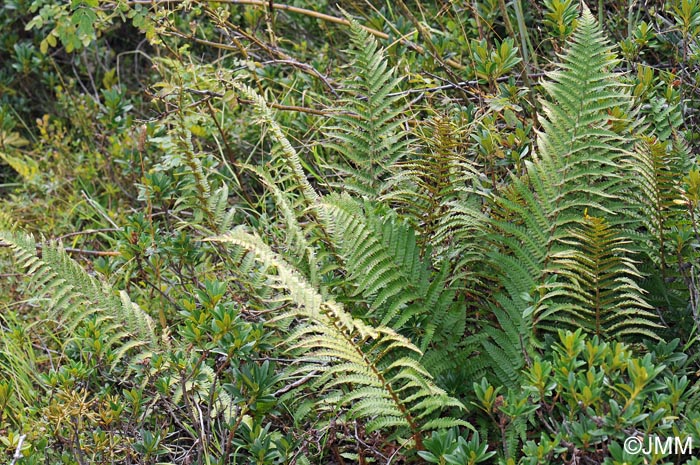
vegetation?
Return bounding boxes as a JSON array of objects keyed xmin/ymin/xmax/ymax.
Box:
[{"xmin": 1, "ymin": 0, "xmax": 700, "ymax": 464}]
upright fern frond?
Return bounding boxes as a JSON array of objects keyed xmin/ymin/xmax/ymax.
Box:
[
  {"xmin": 206, "ymin": 183, "xmax": 237, "ymax": 233},
  {"xmin": 323, "ymin": 17, "xmax": 411, "ymax": 198},
  {"xmin": 534, "ymin": 9, "xmax": 638, "ymax": 221},
  {"xmin": 484, "ymin": 8, "xmax": 658, "ymax": 340},
  {"xmin": 544, "ymin": 214, "xmax": 660, "ymax": 339},
  {"xmin": 0, "ymin": 231, "xmax": 158, "ymax": 364},
  {"xmin": 208, "ymin": 228, "xmax": 470, "ymax": 446},
  {"xmin": 382, "ymin": 115, "xmax": 477, "ymax": 244},
  {"xmin": 629, "ymin": 137, "xmax": 689, "ymax": 270}
]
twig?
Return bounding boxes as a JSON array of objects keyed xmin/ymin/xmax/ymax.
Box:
[
  {"xmin": 54, "ymin": 228, "xmax": 121, "ymax": 241},
  {"xmin": 121, "ymin": 0, "xmax": 465, "ymax": 69},
  {"xmin": 395, "ymin": 0, "xmax": 468, "ymax": 101},
  {"xmin": 272, "ymin": 370, "xmax": 318, "ymax": 397},
  {"xmin": 9, "ymin": 434, "xmax": 26, "ymax": 465},
  {"xmin": 0, "ymin": 241, "xmax": 120, "ymax": 257},
  {"xmin": 237, "ymin": 98, "xmax": 330, "ymax": 116},
  {"xmin": 204, "ymin": 99, "xmax": 257, "ymax": 206}
]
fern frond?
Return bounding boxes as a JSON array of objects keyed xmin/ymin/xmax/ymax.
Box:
[
  {"xmin": 545, "ymin": 214, "xmax": 660, "ymax": 339},
  {"xmin": 323, "ymin": 16, "xmax": 411, "ymax": 198},
  {"xmin": 245, "ymin": 164, "xmax": 318, "ymax": 271},
  {"xmin": 319, "ymin": 193, "xmax": 465, "ymax": 355},
  {"xmin": 0, "ymin": 231, "xmax": 158, "ymax": 364},
  {"xmin": 208, "ymin": 228, "xmax": 470, "ymax": 444},
  {"xmin": 207, "ymin": 184, "xmax": 236, "ymax": 233},
  {"xmin": 320, "ymin": 194, "xmax": 421, "ymax": 326},
  {"xmin": 381, "ymin": 115, "xmax": 474, "ymax": 240},
  {"xmin": 482, "ymin": 9, "xmax": 660, "ymax": 341}
]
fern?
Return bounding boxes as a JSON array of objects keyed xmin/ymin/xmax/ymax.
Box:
[
  {"xmin": 248, "ymin": 165, "xmax": 312, "ymax": 257},
  {"xmin": 323, "ymin": 16, "xmax": 411, "ymax": 198},
  {"xmin": 545, "ymin": 214, "xmax": 660, "ymax": 339},
  {"xmin": 485, "ymin": 8, "xmax": 658, "ymax": 339},
  {"xmin": 0, "ymin": 231, "xmax": 158, "ymax": 365},
  {"xmin": 230, "ymin": 81, "xmax": 320, "ymax": 206},
  {"xmin": 381, "ymin": 115, "xmax": 474, "ymax": 240},
  {"xmin": 208, "ymin": 228, "xmax": 470, "ymax": 447},
  {"xmin": 461, "ymin": 7, "xmax": 664, "ymax": 389},
  {"xmin": 320, "ymin": 194, "xmax": 420, "ymax": 325},
  {"xmin": 320, "ymin": 194, "xmax": 466, "ymax": 356}
]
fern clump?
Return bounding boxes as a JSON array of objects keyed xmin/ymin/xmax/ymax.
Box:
[
  {"xmin": 464, "ymin": 8, "xmax": 668, "ymax": 393},
  {"xmin": 485, "ymin": 8, "xmax": 658, "ymax": 340}
]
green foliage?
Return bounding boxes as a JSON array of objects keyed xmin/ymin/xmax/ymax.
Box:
[
  {"xmin": 487, "ymin": 9, "xmax": 658, "ymax": 340},
  {"xmin": 498, "ymin": 329, "xmax": 700, "ymax": 464},
  {"xmin": 0, "ymin": 231, "xmax": 158, "ymax": 362},
  {"xmin": 2, "ymin": 1, "xmax": 700, "ymax": 464}
]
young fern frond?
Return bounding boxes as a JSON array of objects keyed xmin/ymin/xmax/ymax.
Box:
[
  {"xmin": 382, "ymin": 115, "xmax": 474, "ymax": 242},
  {"xmin": 545, "ymin": 214, "xmax": 661, "ymax": 339},
  {"xmin": 323, "ymin": 16, "xmax": 411, "ymax": 198},
  {"xmin": 208, "ymin": 228, "xmax": 470, "ymax": 446},
  {"xmin": 0, "ymin": 231, "xmax": 158, "ymax": 365}
]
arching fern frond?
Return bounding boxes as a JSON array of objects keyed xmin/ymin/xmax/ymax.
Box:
[
  {"xmin": 208, "ymin": 228, "xmax": 470, "ymax": 446},
  {"xmin": 0, "ymin": 231, "xmax": 159, "ymax": 365},
  {"xmin": 230, "ymin": 81, "xmax": 320, "ymax": 206}
]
